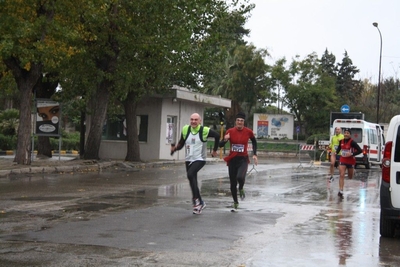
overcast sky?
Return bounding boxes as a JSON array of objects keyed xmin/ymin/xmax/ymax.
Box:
[{"xmin": 244, "ymin": 0, "xmax": 400, "ymax": 83}]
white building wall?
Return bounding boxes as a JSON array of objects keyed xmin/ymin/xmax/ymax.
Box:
[
  {"xmin": 98, "ymin": 98, "xmax": 163, "ymax": 161},
  {"xmin": 159, "ymin": 99, "xmax": 206, "ymax": 160},
  {"xmin": 98, "ymin": 98, "xmax": 208, "ymax": 161},
  {"xmin": 97, "ymin": 86, "xmax": 230, "ymax": 161},
  {"xmin": 138, "ymin": 98, "xmax": 163, "ymax": 161}
]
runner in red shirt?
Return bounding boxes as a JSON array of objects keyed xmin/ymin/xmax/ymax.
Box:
[
  {"xmin": 335, "ymin": 128, "xmax": 362, "ymax": 199},
  {"xmin": 219, "ymin": 112, "xmax": 258, "ymax": 211}
]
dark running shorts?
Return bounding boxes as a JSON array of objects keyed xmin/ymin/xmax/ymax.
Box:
[{"xmin": 339, "ymin": 162, "xmax": 354, "ymax": 168}]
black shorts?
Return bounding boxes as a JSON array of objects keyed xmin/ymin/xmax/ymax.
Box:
[{"xmin": 339, "ymin": 162, "xmax": 354, "ymax": 168}]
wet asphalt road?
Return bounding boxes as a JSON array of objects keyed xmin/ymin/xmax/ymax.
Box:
[{"xmin": 0, "ymin": 158, "xmax": 397, "ymax": 266}]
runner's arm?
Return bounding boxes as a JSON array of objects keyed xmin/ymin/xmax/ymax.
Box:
[
  {"xmin": 335, "ymin": 142, "xmax": 341, "ymax": 154},
  {"xmin": 250, "ymin": 136, "xmax": 257, "ymax": 156},
  {"xmin": 219, "ymin": 130, "xmax": 229, "ymax": 147},
  {"xmin": 351, "ymin": 141, "xmax": 363, "ymax": 156},
  {"xmin": 207, "ymin": 129, "xmax": 220, "ymax": 152},
  {"xmin": 174, "ymin": 134, "xmax": 185, "ymax": 151}
]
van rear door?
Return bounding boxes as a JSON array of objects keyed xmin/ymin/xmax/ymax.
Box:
[
  {"xmin": 377, "ymin": 125, "xmax": 384, "ymax": 162},
  {"xmin": 368, "ymin": 127, "xmax": 380, "ymax": 162}
]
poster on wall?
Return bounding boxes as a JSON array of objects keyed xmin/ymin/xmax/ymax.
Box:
[
  {"xmin": 253, "ymin": 113, "xmax": 294, "ymax": 139},
  {"xmin": 256, "ymin": 114, "xmax": 269, "ymax": 138},
  {"xmin": 166, "ymin": 122, "xmax": 175, "ymax": 144},
  {"xmin": 35, "ymin": 99, "xmax": 61, "ymax": 136}
]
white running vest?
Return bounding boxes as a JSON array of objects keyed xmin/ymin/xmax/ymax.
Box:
[{"xmin": 185, "ymin": 131, "xmax": 207, "ymax": 162}]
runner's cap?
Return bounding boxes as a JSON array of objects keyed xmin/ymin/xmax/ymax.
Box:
[{"xmin": 343, "ymin": 128, "xmax": 351, "ymax": 134}]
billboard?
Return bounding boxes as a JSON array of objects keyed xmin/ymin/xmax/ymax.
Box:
[
  {"xmin": 35, "ymin": 99, "xmax": 61, "ymax": 136},
  {"xmin": 252, "ymin": 113, "xmax": 294, "ymax": 139}
]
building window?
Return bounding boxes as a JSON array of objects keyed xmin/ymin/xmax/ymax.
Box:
[
  {"xmin": 102, "ymin": 115, "xmax": 148, "ymax": 142},
  {"xmin": 166, "ymin": 116, "xmax": 177, "ymax": 144}
]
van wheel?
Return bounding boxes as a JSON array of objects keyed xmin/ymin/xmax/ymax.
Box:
[{"xmin": 380, "ymin": 211, "xmax": 395, "ymax": 237}]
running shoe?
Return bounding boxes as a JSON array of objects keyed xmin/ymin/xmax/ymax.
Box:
[
  {"xmin": 193, "ymin": 199, "xmax": 206, "ymax": 215},
  {"xmin": 233, "ymin": 202, "xmax": 239, "ymax": 210},
  {"xmin": 329, "ymin": 176, "xmax": 334, "ymax": 183},
  {"xmin": 200, "ymin": 201, "xmax": 206, "ymax": 211},
  {"xmin": 193, "ymin": 198, "xmax": 200, "ymax": 206},
  {"xmin": 338, "ymin": 191, "xmax": 344, "ymax": 199},
  {"xmin": 239, "ymin": 189, "xmax": 246, "ymax": 200}
]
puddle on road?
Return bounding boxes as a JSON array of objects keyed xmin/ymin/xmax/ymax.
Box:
[
  {"xmin": 11, "ymin": 196, "xmax": 73, "ymax": 201},
  {"xmin": 63, "ymin": 202, "xmax": 117, "ymax": 212}
]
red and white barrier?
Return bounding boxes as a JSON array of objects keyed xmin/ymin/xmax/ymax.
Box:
[{"xmin": 299, "ymin": 145, "xmax": 315, "ymax": 151}]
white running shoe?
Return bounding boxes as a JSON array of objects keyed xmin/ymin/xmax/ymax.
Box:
[{"xmin": 193, "ymin": 199, "xmax": 206, "ymax": 214}]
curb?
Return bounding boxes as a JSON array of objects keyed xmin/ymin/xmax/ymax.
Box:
[
  {"xmin": 0, "ymin": 158, "xmax": 222, "ymax": 178},
  {"xmin": 0, "ymin": 161, "xmax": 118, "ymax": 178},
  {"xmin": 0, "ymin": 150, "xmax": 79, "ymax": 156}
]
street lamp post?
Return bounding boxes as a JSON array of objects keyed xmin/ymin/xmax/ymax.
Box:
[{"xmin": 373, "ymin": 22, "xmax": 382, "ymax": 124}]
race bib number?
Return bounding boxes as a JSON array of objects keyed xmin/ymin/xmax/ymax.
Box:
[
  {"xmin": 232, "ymin": 144, "xmax": 244, "ymax": 153},
  {"xmin": 341, "ymin": 149, "xmax": 351, "ymax": 157}
]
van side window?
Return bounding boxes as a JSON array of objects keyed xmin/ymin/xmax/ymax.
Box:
[
  {"xmin": 394, "ymin": 126, "xmax": 400, "ymax": 162},
  {"xmin": 370, "ymin": 129, "xmax": 377, "ymax": 145}
]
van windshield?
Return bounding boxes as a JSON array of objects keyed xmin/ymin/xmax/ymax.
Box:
[{"xmin": 395, "ymin": 125, "xmax": 400, "ymax": 162}]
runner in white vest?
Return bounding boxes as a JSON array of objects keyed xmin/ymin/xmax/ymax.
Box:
[{"xmin": 171, "ymin": 113, "xmax": 219, "ymax": 214}]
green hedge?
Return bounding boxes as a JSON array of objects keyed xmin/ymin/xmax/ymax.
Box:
[
  {"xmin": 0, "ymin": 132, "xmax": 80, "ymax": 151},
  {"xmin": 48, "ymin": 136, "xmax": 80, "ymax": 151},
  {"xmin": 0, "ymin": 134, "xmax": 17, "ymax": 150},
  {"xmin": 208, "ymin": 140, "xmax": 299, "ymax": 153}
]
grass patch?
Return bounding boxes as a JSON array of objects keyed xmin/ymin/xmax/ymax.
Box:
[{"xmin": 208, "ymin": 140, "xmax": 299, "ymax": 153}]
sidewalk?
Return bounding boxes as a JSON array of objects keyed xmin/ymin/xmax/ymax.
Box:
[
  {"xmin": 0, "ymin": 155, "xmax": 116, "ymax": 178},
  {"xmin": 0, "ymin": 151, "xmax": 303, "ymax": 178},
  {"xmin": 0, "ymin": 154, "xmax": 225, "ymax": 178}
]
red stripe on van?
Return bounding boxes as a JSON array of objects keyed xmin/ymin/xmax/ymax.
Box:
[{"xmin": 369, "ymin": 150, "xmax": 378, "ymax": 155}]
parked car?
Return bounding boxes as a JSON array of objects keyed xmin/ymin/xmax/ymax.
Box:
[{"xmin": 381, "ymin": 115, "xmax": 400, "ymax": 237}]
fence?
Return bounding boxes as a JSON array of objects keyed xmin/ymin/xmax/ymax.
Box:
[{"xmin": 297, "ymin": 144, "xmax": 316, "ymax": 168}]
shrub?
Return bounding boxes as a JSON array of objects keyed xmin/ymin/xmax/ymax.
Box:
[
  {"xmin": 0, "ymin": 134, "xmax": 17, "ymax": 150},
  {"xmin": 0, "ymin": 109, "xmax": 19, "ymax": 136},
  {"xmin": 306, "ymin": 133, "xmax": 330, "ymax": 145}
]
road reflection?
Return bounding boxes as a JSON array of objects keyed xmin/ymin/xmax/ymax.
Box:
[{"xmin": 335, "ymin": 207, "xmax": 353, "ymax": 265}]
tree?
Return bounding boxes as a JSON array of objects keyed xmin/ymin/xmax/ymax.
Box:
[
  {"xmin": 356, "ymin": 79, "xmax": 377, "ymax": 121},
  {"xmin": 0, "ymin": 1, "xmax": 85, "ymax": 164},
  {"xmin": 380, "ymin": 77, "xmax": 400, "ymax": 122},
  {"xmin": 320, "ymin": 49, "xmax": 338, "ymax": 77},
  {"xmin": 336, "ymin": 51, "xmax": 361, "ymax": 104},
  {"xmin": 282, "ymin": 53, "xmax": 337, "ymax": 135},
  {"xmin": 270, "ymin": 58, "xmax": 290, "ymax": 114},
  {"xmin": 205, "ymin": 44, "xmax": 269, "ymax": 127}
]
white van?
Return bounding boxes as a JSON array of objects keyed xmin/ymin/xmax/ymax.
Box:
[
  {"xmin": 332, "ymin": 119, "xmax": 385, "ymax": 169},
  {"xmin": 381, "ymin": 115, "xmax": 400, "ymax": 237}
]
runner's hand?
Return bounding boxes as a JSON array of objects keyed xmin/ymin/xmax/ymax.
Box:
[
  {"xmin": 253, "ymin": 155, "xmax": 258, "ymax": 165},
  {"xmin": 224, "ymin": 133, "xmax": 230, "ymax": 141}
]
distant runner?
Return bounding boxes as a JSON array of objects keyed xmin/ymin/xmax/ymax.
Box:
[
  {"xmin": 328, "ymin": 127, "xmax": 344, "ymax": 182},
  {"xmin": 335, "ymin": 128, "xmax": 362, "ymax": 199}
]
